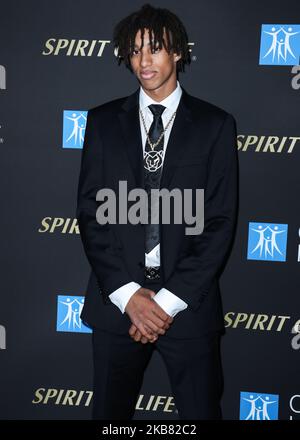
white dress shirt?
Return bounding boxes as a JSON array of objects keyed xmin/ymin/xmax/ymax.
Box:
[{"xmin": 108, "ymin": 80, "xmax": 188, "ymax": 317}]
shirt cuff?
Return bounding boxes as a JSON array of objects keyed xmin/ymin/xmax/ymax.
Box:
[
  {"xmin": 109, "ymin": 282, "xmax": 141, "ymax": 313},
  {"xmin": 152, "ymin": 288, "xmax": 188, "ymax": 317}
]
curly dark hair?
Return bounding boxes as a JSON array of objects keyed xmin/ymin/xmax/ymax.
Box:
[{"xmin": 113, "ymin": 3, "xmax": 191, "ymax": 74}]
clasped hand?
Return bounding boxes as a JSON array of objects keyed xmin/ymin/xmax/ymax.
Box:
[{"xmin": 125, "ymin": 287, "xmax": 173, "ymax": 344}]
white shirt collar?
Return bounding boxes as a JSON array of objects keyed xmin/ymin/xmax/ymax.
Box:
[{"xmin": 139, "ymin": 80, "xmax": 182, "ymax": 112}]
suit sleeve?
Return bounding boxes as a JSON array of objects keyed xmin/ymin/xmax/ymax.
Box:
[
  {"xmin": 163, "ymin": 113, "xmax": 239, "ymax": 312},
  {"xmin": 76, "ymin": 110, "xmax": 133, "ymax": 296}
]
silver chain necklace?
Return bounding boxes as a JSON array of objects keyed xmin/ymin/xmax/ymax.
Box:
[
  {"xmin": 139, "ymin": 107, "xmax": 176, "ymax": 150},
  {"xmin": 139, "ymin": 107, "xmax": 176, "ymax": 172}
]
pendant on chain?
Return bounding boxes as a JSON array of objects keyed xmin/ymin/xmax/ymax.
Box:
[{"xmin": 143, "ymin": 150, "xmax": 164, "ymax": 172}]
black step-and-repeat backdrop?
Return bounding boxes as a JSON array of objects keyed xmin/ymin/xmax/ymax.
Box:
[{"xmin": 1, "ymin": 0, "xmax": 300, "ymax": 420}]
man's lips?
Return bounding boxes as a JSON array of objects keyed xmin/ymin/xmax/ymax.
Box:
[{"xmin": 140, "ymin": 71, "xmax": 156, "ymax": 79}]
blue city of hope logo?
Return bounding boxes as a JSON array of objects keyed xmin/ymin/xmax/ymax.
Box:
[
  {"xmin": 62, "ymin": 110, "xmax": 87, "ymax": 149},
  {"xmin": 259, "ymin": 24, "xmax": 300, "ymax": 65},
  {"xmin": 240, "ymin": 391, "xmax": 279, "ymax": 420},
  {"xmin": 56, "ymin": 295, "xmax": 92, "ymax": 333},
  {"xmin": 247, "ymin": 222, "xmax": 288, "ymax": 262}
]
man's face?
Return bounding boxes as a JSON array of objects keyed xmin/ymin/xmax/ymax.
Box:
[{"xmin": 129, "ymin": 27, "xmax": 181, "ymax": 95}]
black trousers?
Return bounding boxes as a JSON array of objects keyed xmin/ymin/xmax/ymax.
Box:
[{"xmin": 91, "ymin": 277, "xmax": 223, "ymax": 420}]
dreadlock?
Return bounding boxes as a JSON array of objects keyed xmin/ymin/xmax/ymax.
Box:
[{"xmin": 113, "ymin": 3, "xmax": 191, "ymax": 74}]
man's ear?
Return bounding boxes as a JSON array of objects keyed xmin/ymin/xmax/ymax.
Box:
[{"xmin": 173, "ymin": 52, "xmax": 182, "ymax": 62}]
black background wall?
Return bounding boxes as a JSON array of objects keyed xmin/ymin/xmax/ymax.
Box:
[{"xmin": 1, "ymin": 0, "xmax": 300, "ymax": 420}]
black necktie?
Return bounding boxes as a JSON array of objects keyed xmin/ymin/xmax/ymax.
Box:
[{"xmin": 143, "ymin": 104, "xmax": 166, "ymax": 254}]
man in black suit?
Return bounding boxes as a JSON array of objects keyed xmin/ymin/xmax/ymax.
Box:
[{"xmin": 76, "ymin": 3, "xmax": 238, "ymax": 420}]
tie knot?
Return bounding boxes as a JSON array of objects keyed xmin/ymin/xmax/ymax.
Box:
[{"xmin": 148, "ymin": 104, "xmax": 166, "ymax": 118}]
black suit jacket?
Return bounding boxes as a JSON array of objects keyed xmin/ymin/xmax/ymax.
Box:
[{"xmin": 76, "ymin": 85, "xmax": 239, "ymax": 338}]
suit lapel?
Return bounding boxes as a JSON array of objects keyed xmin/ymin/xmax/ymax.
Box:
[
  {"xmin": 118, "ymin": 89, "xmax": 144, "ymax": 188},
  {"xmin": 117, "ymin": 85, "xmax": 194, "ymax": 190},
  {"xmin": 159, "ymin": 87, "xmax": 193, "ymax": 189}
]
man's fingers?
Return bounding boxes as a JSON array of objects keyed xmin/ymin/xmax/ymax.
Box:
[
  {"xmin": 129, "ymin": 325, "xmax": 137, "ymax": 337},
  {"xmin": 130, "ymin": 318, "xmax": 154, "ymax": 340},
  {"xmin": 129, "ymin": 324, "xmax": 156, "ymax": 344},
  {"xmin": 134, "ymin": 330, "xmax": 142, "ymax": 342},
  {"xmin": 154, "ymin": 309, "xmax": 173, "ymax": 324},
  {"xmin": 134, "ymin": 329, "xmax": 154, "ymax": 344},
  {"xmin": 144, "ymin": 289, "xmax": 172, "ymax": 326},
  {"xmin": 141, "ymin": 336, "xmax": 150, "ymax": 343},
  {"xmin": 140, "ymin": 300, "xmax": 171, "ymax": 330},
  {"xmin": 148, "ymin": 308, "xmax": 170, "ymax": 330},
  {"xmin": 148, "ymin": 298, "xmax": 173, "ymax": 323},
  {"xmin": 140, "ymin": 334, "xmax": 150, "ymax": 344},
  {"xmin": 144, "ymin": 318, "xmax": 165, "ymax": 335},
  {"xmin": 129, "ymin": 325, "xmax": 143, "ymax": 342},
  {"xmin": 150, "ymin": 304, "xmax": 173, "ymax": 328},
  {"xmin": 140, "ymin": 323, "xmax": 157, "ymax": 340},
  {"xmin": 143, "ymin": 327, "xmax": 157, "ymax": 343}
]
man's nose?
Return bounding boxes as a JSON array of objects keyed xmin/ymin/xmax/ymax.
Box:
[{"xmin": 140, "ymin": 50, "xmax": 153, "ymax": 67}]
